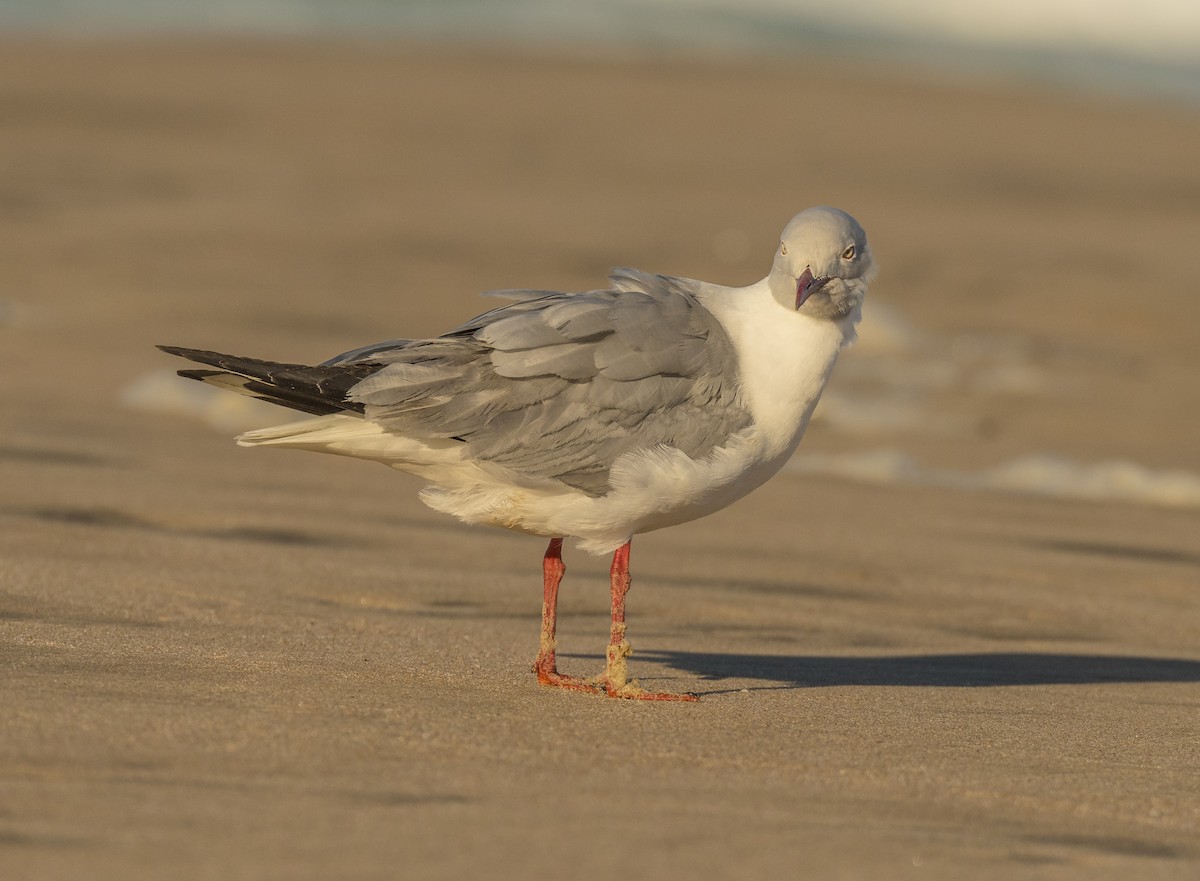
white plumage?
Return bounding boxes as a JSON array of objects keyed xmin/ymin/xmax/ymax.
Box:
[{"xmin": 162, "ymin": 206, "xmax": 875, "ymax": 700}]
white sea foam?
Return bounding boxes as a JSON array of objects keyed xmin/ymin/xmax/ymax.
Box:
[
  {"xmin": 124, "ymin": 366, "xmax": 1200, "ymax": 511},
  {"xmin": 812, "ymin": 392, "xmax": 954, "ymax": 435},
  {"xmin": 2, "ymin": 0, "xmax": 1197, "ymax": 103},
  {"xmin": 816, "ymin": 298, "xmax": 1057, "ymax": 439},
  {"xmin": 843, "ymin": 304, "xmax": 1054, "ymax": 395},
  {"xmin": 788, "ymin": 449, "xmax": 1200, "ymax": 509},
  {"xmin": 121, "ymin": 370, "xmax": 284, "ymax": 433},
  {"xmin": 848, "ymin": 300, "xmax": 924, "ymax": 358}
]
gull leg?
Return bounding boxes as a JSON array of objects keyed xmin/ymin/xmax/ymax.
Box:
[
  {"xmin": 532, "ymin": 537, "xmax": 599, "ymax": 693},
  {"xmin": 598, "ymin": 540, "xmax": 697, "ymax": 702}
]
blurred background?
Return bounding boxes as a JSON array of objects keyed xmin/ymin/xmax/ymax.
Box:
[
  {"xmin": 3, "ymin": 0, "xmax": 1200, "ymax": 507},
  {"xmin": 5, "ymin": 6, "xmax": 1200, "ymax": 878},
  {"xmin": 6, "ymin": 0, "xmax": 1200, "ymax": 100}
]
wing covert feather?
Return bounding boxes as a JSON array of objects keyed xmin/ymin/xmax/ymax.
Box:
[{"xmin": 339, "ymin": 275, "xmax": 751, "ymax": 495}]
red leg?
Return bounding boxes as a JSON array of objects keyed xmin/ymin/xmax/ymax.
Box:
[
  {"xmin": 532, "ymin": 538, "xmax": 599, "ymax": 694},
  {"xmin": 598, "ymin": 540, "xmax": 697, "ymax": 702}
]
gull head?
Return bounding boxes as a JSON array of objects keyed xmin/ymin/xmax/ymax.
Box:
[{"xmin": 768, "ymin": 206, "xmax": 874, "ymax": 322}]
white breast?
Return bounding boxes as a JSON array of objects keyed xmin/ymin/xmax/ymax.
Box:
[
  {"xmin": 702, "ymin": 281, "xmax": 852, "ymax": 460},
  {"xmin": 416, "ymin": 281, "xmax": 858, "ymax": 555}
]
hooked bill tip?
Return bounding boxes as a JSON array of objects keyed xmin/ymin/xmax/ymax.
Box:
[{"xmin": 795, "ymin": 267, "xmax": 829, "ymax": 308}]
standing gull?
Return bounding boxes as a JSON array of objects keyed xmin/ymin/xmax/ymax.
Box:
[{"xmin": 160, "ymin": 206, "xmax": 875, "ymax": 701}]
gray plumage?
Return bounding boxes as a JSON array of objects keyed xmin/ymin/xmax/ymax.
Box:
[
  {"xmin": 159, "ymin": 206, "xmax": 875, "ymax": 699},
  {"xmin": 165, "ymin": 269, "xmax": 752, "ymax": 497}
]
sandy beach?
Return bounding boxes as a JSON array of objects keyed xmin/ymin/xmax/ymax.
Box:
[{"xmin": 2, "ymin": 39, "xmax": 1199, "ymax": 879}]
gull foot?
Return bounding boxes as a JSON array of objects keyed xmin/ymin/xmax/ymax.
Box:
[
  {"xmin": 601, "ymin": 679, "xmax": 699, "ymax": 702},
  {"xmin": 591, "ymin": 640, "xmax": 699, "ymax": 702},
  {"xmin": 533, "ymin": 658, "xmax": 602, "ymax": 694}
]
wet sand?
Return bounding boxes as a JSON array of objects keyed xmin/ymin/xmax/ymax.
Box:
[{"xmin": 2, "ymin": 39, "xmax": 1199, "ymax": 879}]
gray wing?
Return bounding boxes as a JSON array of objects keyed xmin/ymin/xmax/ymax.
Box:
[{"xmin": 339, "ymin": 271, "xmax": 751, "ymax": 496}]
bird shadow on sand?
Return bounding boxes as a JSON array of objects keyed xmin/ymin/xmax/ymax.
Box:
[{"xmin": 635, "ymin": 650, "xmax": 1200, "ymax": 694}]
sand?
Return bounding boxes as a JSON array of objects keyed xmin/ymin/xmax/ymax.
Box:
[{"xmin": 2, "ymin": 39, "xmax": 1199, "ymax": 879}]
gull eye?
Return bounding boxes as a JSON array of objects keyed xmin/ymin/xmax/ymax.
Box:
[{"xmin": 842, "ymin": 245, "xmax": 856, "ymax": 260}]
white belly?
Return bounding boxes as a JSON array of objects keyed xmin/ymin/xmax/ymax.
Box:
[
  {"xmin": 421, "ymin": 425, "xmax": 801, "ymax": 555},
  {"xmin": 421, "ymin": 286, "xmax": 856, "ymax": 555}
]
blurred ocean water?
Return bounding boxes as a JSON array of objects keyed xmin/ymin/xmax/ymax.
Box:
[
  {"xmin": 119, "ymin": 292, "xmax": 1200, "ymax": 513},
  {"xmin": 15, "ymin": 0, "xmax": 1197, "ymax": 509},
  {"xmin": 4, "ymin": 0, "xmax": 1199, "ymax": 105}
]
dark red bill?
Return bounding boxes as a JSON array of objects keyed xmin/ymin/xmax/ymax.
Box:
[{"xmin": 795, "ymin": 267, "xmax": 830, "ymax": 308}]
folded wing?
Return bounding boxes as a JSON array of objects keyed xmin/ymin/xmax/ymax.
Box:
[
  {"xmin": 163, "ymin": 271, "xmax": 752, "ymax": 497},
  {"xmin": 342, "ymin": 272, "xmax": 751, "ymax": 495}
]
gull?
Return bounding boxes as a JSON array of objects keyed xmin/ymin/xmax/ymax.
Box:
[{"xmin": 160, "ymin": 206, "xmax": 874, "ymax": 701}]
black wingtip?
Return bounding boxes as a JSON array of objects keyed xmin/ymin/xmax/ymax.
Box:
[
  {"xmin": 158, "ymin": 344, "xmax": 207, "ymax": 360},
  {"xmin": 154, "ymin": 346, "xmax": 376, "ymax": 418},
  {"xmin": 157, "ymin": 346, "xmax": 244, "ymax": 370},
  {"xmin": 175, "ymin": 368, "xmax": 222, "ymax": 382}
]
